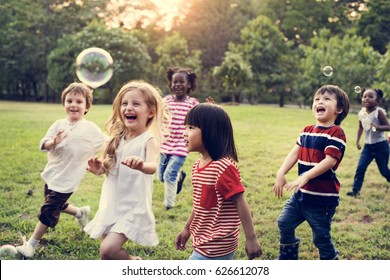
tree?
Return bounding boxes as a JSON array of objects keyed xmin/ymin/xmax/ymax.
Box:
[
  {"xmin": 262, "ymin": 0, "xmax": 352, "ymax": 47},
  {"xmin": 0, "ymin": 0, "xmax": 107, "ymax": 101},
  {"xmin": 47, "ymin": 21, "xmax": 152, "ymax": 102},
  {"xmin": 178, "ymin": 0, "xmax": 264, "ymax": 71},
  {"xmin": 357, "ymin": 0, "xmax": 390, "ymax": 54},
  {"xmin": 213, "ymin": 49, "xmax": 253, "ymax": 103},
  {"xmin": 237, "ymin": 15, "xmax": 294, "ymax": 106}
]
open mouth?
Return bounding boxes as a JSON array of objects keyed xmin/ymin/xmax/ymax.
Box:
[
  {"xmin": 316, "ymin": 107, "xmax": 325, "ymax": 113},
  {"xmin": 125, "ymin": 115, "xmax": 137, "ymax": 120}
]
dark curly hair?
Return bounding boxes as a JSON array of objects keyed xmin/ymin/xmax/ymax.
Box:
[{"xmin": 166, "ymin": 67, "xmax": 198, "ymax": 94}]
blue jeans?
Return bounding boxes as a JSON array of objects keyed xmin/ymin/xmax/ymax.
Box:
[
  {"xmin": 277, "ymin": 194, "xmax": 338, "ymax": 260},
  {"xmin": 158, "ymin": 154, "xmax": 186, "ymax": 184},
  {"xmin": 353, "ymin": 140, "xmax": 390, "ymax": 192},
  {"xmin": 189, "ymin": 251, "xmax": 235, "ymax": 260}
]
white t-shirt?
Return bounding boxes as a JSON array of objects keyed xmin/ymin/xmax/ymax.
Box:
[{"xmin": 40, "ymin": 118, "xmax": 106, "ymax": 193}]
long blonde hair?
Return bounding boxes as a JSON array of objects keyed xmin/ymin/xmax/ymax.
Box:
[{"xmin": 101, "ymin": 80, "xmax": 170, "ymax": 174}]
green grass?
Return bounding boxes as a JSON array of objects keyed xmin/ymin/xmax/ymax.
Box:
[{"xmin": 0, "ymin": 101, "xmax": 389, "ymax": 260}]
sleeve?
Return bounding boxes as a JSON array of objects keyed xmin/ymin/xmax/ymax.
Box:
[
  {"xmin": 324, "ymin": 126, "xmax": 346, "ymax": 161},
  {"xmin": 216, "ymin": 164, "xmax": 245, "ymax": 200},
  {"xmin": 89, "ymin": 122, "xmax": 109, "ymax": 153}
]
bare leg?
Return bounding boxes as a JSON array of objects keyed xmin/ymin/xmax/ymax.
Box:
[
  {"xmin": 99, "ymin": 232, "xmax": 142, "ymax": 260},
  {"xmin": 31, "ymin": 221, "xmax": 48, "ymax": 241},
  {"xmin": 62, "ymin": 204, "xmax": 77, "ymax": 216}
]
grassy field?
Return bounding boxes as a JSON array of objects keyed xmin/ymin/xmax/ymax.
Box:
[{"xmin": 0, "ymin": 101, "xmax": 389, "ymax": 260}]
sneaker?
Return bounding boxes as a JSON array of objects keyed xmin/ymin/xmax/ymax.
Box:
[
  {"xmin": 16, "ymin": 237, "xmax": 34, "ymax": 258},
  {"xmin": 76, "ymin": 206, "xmax": 90, "ymax": 230},
  {"xmin": 176, "ymin": 171, "xmax": 186, "ymax": 194},
  {"xmin": 346, "ymin": 191, "xmax": 360, "ymax": 197}
]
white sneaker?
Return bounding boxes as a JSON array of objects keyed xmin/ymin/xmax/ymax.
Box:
[
  {"xmin": 16, "ymin": 237, "xmax": 34, "ymax": 258},
  {"xmin": 76, "ymin": 206, "xmax": 90, "ymax": 230}
]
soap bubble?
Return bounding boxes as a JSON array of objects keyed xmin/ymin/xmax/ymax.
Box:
[
  {"xmin": 354, "ymin": 86, "xmax": 362, "ymax": 94},
  {"xmin": 76, "ymin": 47, "xmax": 113, "ymax": 89},
  {"xmin": 322, "ymin": 66, "xmax": 333, "ymax": 77}
]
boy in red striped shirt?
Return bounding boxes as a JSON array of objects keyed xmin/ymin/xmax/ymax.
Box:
[{"xmin": 273, "ymin": 85, "xmax": 350, "ymax": 260}]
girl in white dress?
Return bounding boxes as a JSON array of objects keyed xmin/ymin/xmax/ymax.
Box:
[{"xmin": 84, "ymin": 80, "xmax": 169, "ymax": 260}]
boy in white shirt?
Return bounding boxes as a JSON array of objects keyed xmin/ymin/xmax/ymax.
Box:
[{"xmin": 16, "ymin": 82, "xmax": 106, "ymax": 258}]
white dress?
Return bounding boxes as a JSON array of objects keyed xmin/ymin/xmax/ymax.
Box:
[{"xmin": 84, "ymin": 131, "xmax": 158, "ymax": 246}]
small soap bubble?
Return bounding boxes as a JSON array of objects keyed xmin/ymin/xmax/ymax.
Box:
[
  {"xmin": 354, "ymin": 86, "xmax": 362, "ymax": 94},
  {"xmin": 322, "ymin": 66, "xmax": 333, "ymax": 77}
]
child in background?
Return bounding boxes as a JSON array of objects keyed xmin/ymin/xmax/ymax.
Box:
[
  {"xmin": 16, "ymin": 82, "xmax": 106, "ymax": 258},
  {"xmin": 84, "ymin": 80, "xmax": 169, "ymax": 260},
  {"xmin": 347, "ymin": 88, "xmax": 390, "ymax": 197},
  {"xmin": 273, "ymin": 85, "xmax": 350, "ymax": 260},
  {"xmin": 175, "ymin": 103, "xmax": 262, "ymax": 260},
  {"xmin": 159, "ymin": 67, "xmax": 199, "ymax": 210}
]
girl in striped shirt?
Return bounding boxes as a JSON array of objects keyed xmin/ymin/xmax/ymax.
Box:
[
  {"xmin": 158, "ymin": 67, "xmax": 199, "ymax": 210},
  {"xmin": 175, "ymin": 103, "xmax": 262, "ymax": 260}
]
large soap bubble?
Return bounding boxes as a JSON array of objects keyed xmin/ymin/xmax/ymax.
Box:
[{"xmin": 76, "ymin": 47, "xmax": 114, "ymax": 89}]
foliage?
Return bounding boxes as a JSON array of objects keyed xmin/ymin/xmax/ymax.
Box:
[
  {"xmin": 178, "ymin": 0, "xmax": 263, "ymax": 70},
  {"xmin": 236, "ymin": 15, "xmax": 294, "ymax": 105},
  {"xmin": 262, "ymin": 0, "xmax": 354, "ymax": 47},
  {"xmin": 0, "ymin": 101, "xmax": 389, "ymax": 260},
  {"xmin": 296, "ymin": 29, "xmax": 382, "ymax": 106},
  {"xmin": 357, "ymin": 0, "xmax": 390, "ymax": 55},
  {"xmin": 47, "ymin": 21, "xmax": 152, "ymax": 102},
  {"xmin": 0, "ymin": 0, "xmax": 106, "ymax": 100},
  {"xmin": 212, "ymin": 48, "xmax": 253, "ymax": 103},
  {"xmin": 0, "ymin": 0, "xmax": 389, "ymax": 106}
]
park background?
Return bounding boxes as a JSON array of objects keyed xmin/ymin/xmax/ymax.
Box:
[{"xmin": 0, "ymin": 0, "xmax": 389, "ymax": 260}]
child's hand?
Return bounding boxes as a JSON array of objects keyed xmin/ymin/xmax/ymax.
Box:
[
  {"xmin": 285, "ymin": 175, "xmax": 308, "ymax": 192},
  {"xmin": 245, "ymin": 237, "xmax": 263, "ymax": 260},
  {"xmin": 175, "ymin": 228, "xmax": 191, "ymax": 251},
  {"xmin": 205, "ymin": 96, "xmax": 215, "ymax": 103},
  {"xmin": 273, "ymin": 175, "xmax": 287, "ymax": 198},
  {"xmin": 356, "ymin": 142, "xmax": 362, "ymax": 150},
  {"xmin": 87, "ymin": 157, "xmax": 102, "ymax": 175},
  {"xmin": 121, "ymin": 156, "xmax": 144, "ymax": 171}
]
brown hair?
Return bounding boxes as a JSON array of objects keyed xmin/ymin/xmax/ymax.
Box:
[
  {"xmin": 314, "ymin": 85, "xmax": 350, "ymax": 125},
  {"xmin": 61, "ymin": 82, "xmax": 93, "ymax": 115}
]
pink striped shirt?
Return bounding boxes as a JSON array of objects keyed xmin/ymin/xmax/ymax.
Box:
[
  {"xmin": 190, "ymin": 157, "xmax": 245, "ymax": 257},
  {"xmin": 161, "ymin": 95, "xmax": 199, "ymax": 156}
]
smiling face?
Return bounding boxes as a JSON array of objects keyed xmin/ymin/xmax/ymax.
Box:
[
  {"xmin": 64, "ymin": 92, "xmax": 89, "ymax": 123},
  {"xmin": 312, "ymin": 91, "xmax": 342, "ymax": 126},
  {"xmin": 361, "ymin": 89, "xmax": 378, "ymax": 111},
  {"xmin": 120, "ymin": 89, "xmax": 154, "ymax": 134},
  {"xmin": 171, "ymin": 72, "xmax": 190, "ymax": 101}
]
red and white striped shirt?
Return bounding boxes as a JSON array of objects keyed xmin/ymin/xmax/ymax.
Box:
[
  {"xmin": 190, "ymin": 157, "xmax": 245, "ymax": 257},
  {"xmin": 161, "ymin": 95, "xmax": 199, "ymax": 156}
]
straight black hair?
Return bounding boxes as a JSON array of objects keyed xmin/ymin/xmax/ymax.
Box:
[{"xmin": 184, "ymin": 103, "xmax": 238, "ymax": 162}]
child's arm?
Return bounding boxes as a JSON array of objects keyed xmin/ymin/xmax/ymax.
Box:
[
  {"xmin": 356, "ymin": 122, "xmax": 363, "ymax": 150},
  {"xmin": 231, "ymin": 193, "xmax": 262, "ymax": 259},
  {"xmin": 373, "ymin": 109, "xmax": 390, "ymax": 132},
  {"xmin": 42, "ymin": 129, "xmax": 67, "ymax": 150},
  {"xmin": 273, "ymin": 144, "xmax": 299, "ymax": 198},
  {"xmin": 121, "ymin": 138, "xmax": 159, "ymax": 174},
  {"xmin": 285, "ymin": 155, "xmax": 337, "ymax": 191},
  {"xmin": 175, "ymin": 210, "xmax": 195, "ymax": 251}
]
